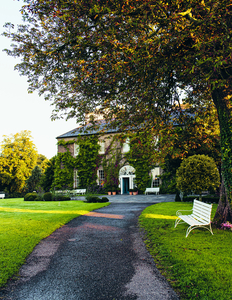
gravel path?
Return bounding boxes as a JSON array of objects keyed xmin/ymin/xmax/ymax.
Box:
[{"xmin": 0, "ymin": 202, "xmax": 179, "ymax": 300}]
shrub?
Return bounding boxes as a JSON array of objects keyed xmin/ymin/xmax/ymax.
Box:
[
  {"xmin": 175, "ymin": 191, "xmax": 181, "ymax": 202},
  {"xmin": 85, "ymin": 195, "xmax": 100, "ymax": 203},
  {"xmin": 43, "ymin": 192, "xmax": 53, "ymax": 201},
  {"xmin": 54, "ymin": 195, "xmax": 71, "ymax": 201},
  {"xmin": 24, "ymin": 193, "xmax": 37, "ymax": 201},
  {"xmin": 35, "ymin": 195, "xmax": 43, "ymax": 201},
  {"xmin": 98, "ymin": 197, "xmax": 109, "ymax": 203},
  {"xmin": 85, "ymin": 195, "xmax": 109, "ymax": 203},
  {"xmin": 176, "ymin": 154, "xmax": 220, "ymax": 199}
]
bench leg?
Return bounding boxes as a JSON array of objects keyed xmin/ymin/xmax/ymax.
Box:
[{"xmin": 186, "ymin": 224, "xmax": 214, "ymax": 238}]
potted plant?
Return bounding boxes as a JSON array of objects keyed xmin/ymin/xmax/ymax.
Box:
[
  {"xmin": 133, "ymin": 188, "xmax": 138, "ymax": 195},
  {"xmin": 112, "ymin": 186, "xmax": 117, "ymax": 195},
  {"xmin": 129, "ymin": 189, "xmax": 133, "ymax": 195}
]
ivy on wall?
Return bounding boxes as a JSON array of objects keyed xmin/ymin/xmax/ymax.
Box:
[
  {"xmin": 53, "ymin": 136, "xmax": 100, "ymax": 189},
  {"xmin": 126, "ymin": 131, "xmax": 157, "ymax": 193},
  {"xmin": 102, "ymin": 137, "xmax": 124, "ymax": 190},
  {"xmin": 75, "ymin": 136, "xmax": 100, "ymax": 188},
  {"xmin": 54, "ymin": 131, "xmax": 158, "ymax": 192},
  {"xmin": 53, "ymin": 151, "xmax": 74, "ymax": 189}
]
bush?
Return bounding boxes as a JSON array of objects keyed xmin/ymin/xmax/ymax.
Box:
[
  {"xmin": 54, "ymin": 195, "xmax": 71, "ymax": 201},
  {"xmin": 43, "ymin": 192, "xmax": 53, "ymax": 201},
  {"xmin": 175, "ymin": 191, "xmax": 182, "ymax": 202},
  {"xmin": 24, "ymin": 193, "xmax": 38, "ymax": 201},
  {"xmin": 176, "ymin": 154, "xmax": 220, "ymax": 197},
  {"xmin": 85, "ymin": 195, "xmax": 109, "ymax": 203},
  {"xmin": 98, "ymin": 197, "xmax": 109, "ymax": 203}
]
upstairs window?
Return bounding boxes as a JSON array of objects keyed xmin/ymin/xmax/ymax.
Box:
[
  {"xmin": 122, "ymin": 137, "xmax": 130, "ymax": 153},
  {"xmin": 74, "ymin": 143, "xmax": 80, "ymax": 157},
  {"xmin": 98, "ymin": 140, "xmax": 105, "ymax": 154}
]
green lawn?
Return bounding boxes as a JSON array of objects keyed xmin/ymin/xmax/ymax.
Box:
[
  {"xmin": 139, "ymin": 202, "xmax": 232, "ymax": 300},
  {"xmin": 0, "ymin": 198, "xmax": 109, "ymax": 288}
]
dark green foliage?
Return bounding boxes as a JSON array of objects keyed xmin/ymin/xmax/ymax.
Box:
[
  {"xmin": 85, "ymin": 195, "xmax": 100, "ymax": 203},
  {"xmin": 41, "ymin": 156, "xmax": 56, "ymax": 192},
  {"xmin": 53, "ymin": 152, "xmax": 74, "ymax": 190},
  {"xmin": 159, "ymin": 156, "xmax": 180, "ymax": 194},
  {"xmin": 100, "ymin": 197, "xmax": 109, "ymax": 203},
  {"xmin": 75, "ymin": 136, "xmax": 100, "ymax": 188},
  {"xmin": 24, "ymin": 193, "xmax": 37, "ymax": 201},
  {"xmin": 24, "ymin": 192, "xmax": 70, "ymax": 201},
  {"xmin": 24, "ymin": 165, "xmax": 42, "ymax": 193},
  {"xmin": 53, "ymin": 137, "xmax": 100, "ymax": 189},
  {"xmin": 176, "ymin": 155, "xmax": 220, "ymax": 197},
  {"xmin": 85, "ymin": 195, "xmax": 109, "ymax": 203},
  {"xmin": 43, "ymin": 192, "xmax": 53, "ymax": 201},
  {"xmin": 175, "ymin": 191, "xmax": 182, "ymax": 202},
  {"xmin": 54, "ymin": 195, "xmax": 71, "ymax": 201}
]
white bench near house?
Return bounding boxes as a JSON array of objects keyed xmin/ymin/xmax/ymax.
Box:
[
  {"xmin": 145, "ymin": 187, "xmax": 160, "ymax": 195},
  {"xmin": 55, "ymin": 189, "xmax": 86, "ymax": 195},
  {"xmin": 174, "ymin": 199, "xmax": 213, "ymax": 237},
  {"xmin": 0, "ymin": 193, "xmax": 5, "ymax": 199},
  {"xmin": 73, "ymin": 189, "xmax": 86, "ymax": 195}
]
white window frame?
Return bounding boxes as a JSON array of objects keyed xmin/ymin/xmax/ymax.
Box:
[
  {"xmin": 98, "ymin": 140, "xmax": 105, "ymax": 154},
  {"xmin": 122, "ymin": 137, "xmax": 130, "ymax": 153},
  {"xmin": 74, "ymin": 143, "xmax": 80, "ymax": 157},
  {"xmin": 98, "ymin": 169, "xmax": 105, "ymax": 185},
  {"xmin": 74, "ymin": 170, "xmax": 79, "ymax": 188}
]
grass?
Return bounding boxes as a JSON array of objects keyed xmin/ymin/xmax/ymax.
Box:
[
  {"xmin": 0, "ymin": 198, "xmax": 109, "ymax": 288},
  {"xmin": 139, "ymin": 202, "xmax": 232, "ymax": 300}
]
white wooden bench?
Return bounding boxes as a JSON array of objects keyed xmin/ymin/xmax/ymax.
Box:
[
  {"xmin": 0, "ymin": 193, "xmax": 5, "ymax": 199},
  {"xmin": 174, "ymin": 199, "xmax": 213, "ymax": 237},
  {"xmin": 55, "ymin": 189, "xmax": 86, "ymax": 195},
  {"xmin": 72, "ymin": 189, "xmax": 86, "ymax": 195},
  {"xmin": 145, "ymin": 187, "xmax": 159, "ymax": 195}
]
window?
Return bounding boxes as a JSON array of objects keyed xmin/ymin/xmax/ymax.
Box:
[
  {"xmin": 74, "ymin": 143, "xmax": 80, "ymax": 157},
  {"xmin": 151, "ymin": 168, "xmax": 160, "ymax": 187},
  {"xmin": 98, "ymin": 169, "xmax": 105, "ymax": 185},
  {"xmin": 74, "ymin": 170, "xmax": 79, "ymax": 188},
  {"xmin": 99, "ymin": 140, "xmax": 105, "ymax": 154},
  {"xmin": 152, "ymin": 178, "xmax": 160, "ymax": 187},
  {"xmin": 122, "ymin": 137, "xmax": 130, "ymax": 153}
]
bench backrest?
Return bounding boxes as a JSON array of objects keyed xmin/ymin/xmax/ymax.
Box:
[
  {"xmin": 192, "ymin": 200, "xmax": 212, "ymax": 223},
  {"xmin": 145, "ymin": 188, "xmax": 159, "ymax": 192}
]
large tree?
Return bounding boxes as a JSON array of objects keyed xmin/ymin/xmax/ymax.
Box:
[
  {"xmin": 0, "ymin": 130, "xmax": 38, "ymax": 193},
  {"xmin": 3, "ymin": 0, "xmax": 232, "ymax": 220}
]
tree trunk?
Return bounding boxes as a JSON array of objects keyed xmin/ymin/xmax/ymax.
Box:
[
  {"xmin": 213, "ymin": 179, "xmax": 232, "ymax": 226},
  {"xmin": 212, "ymin": 88, "xmax": 232, "ymax": 224}
]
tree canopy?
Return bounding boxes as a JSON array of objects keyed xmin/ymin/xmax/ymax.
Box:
[
  {"xmin": 3, "ymin": 1, "xmax": 232, "ymax": 204},
  {"xmin": 0, "ymin": 130, "xmax": 38, "ymax": 193}
]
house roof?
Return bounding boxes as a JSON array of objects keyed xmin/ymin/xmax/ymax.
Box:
[
  {"xmin": 56, "ymin": 122, "xmax": 120, "ymax": 139},
  {"xmin": 56, "ymin": 109, "xmax": 195, "ymax": 139}
]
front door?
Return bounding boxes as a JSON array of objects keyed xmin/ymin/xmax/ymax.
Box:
[{"xmin": 123, "ymin": 177, "xmax": 129, "ymax": 194}]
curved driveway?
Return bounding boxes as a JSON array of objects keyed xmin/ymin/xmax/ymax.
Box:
[{"xmin": 0, "ymin": 195, "xmax": 179, "ymax": 300}]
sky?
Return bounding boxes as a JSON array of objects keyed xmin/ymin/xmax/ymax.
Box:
[{"xmin": 0, "ymin": 1, "xmax": 78, "ymax": 159}]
